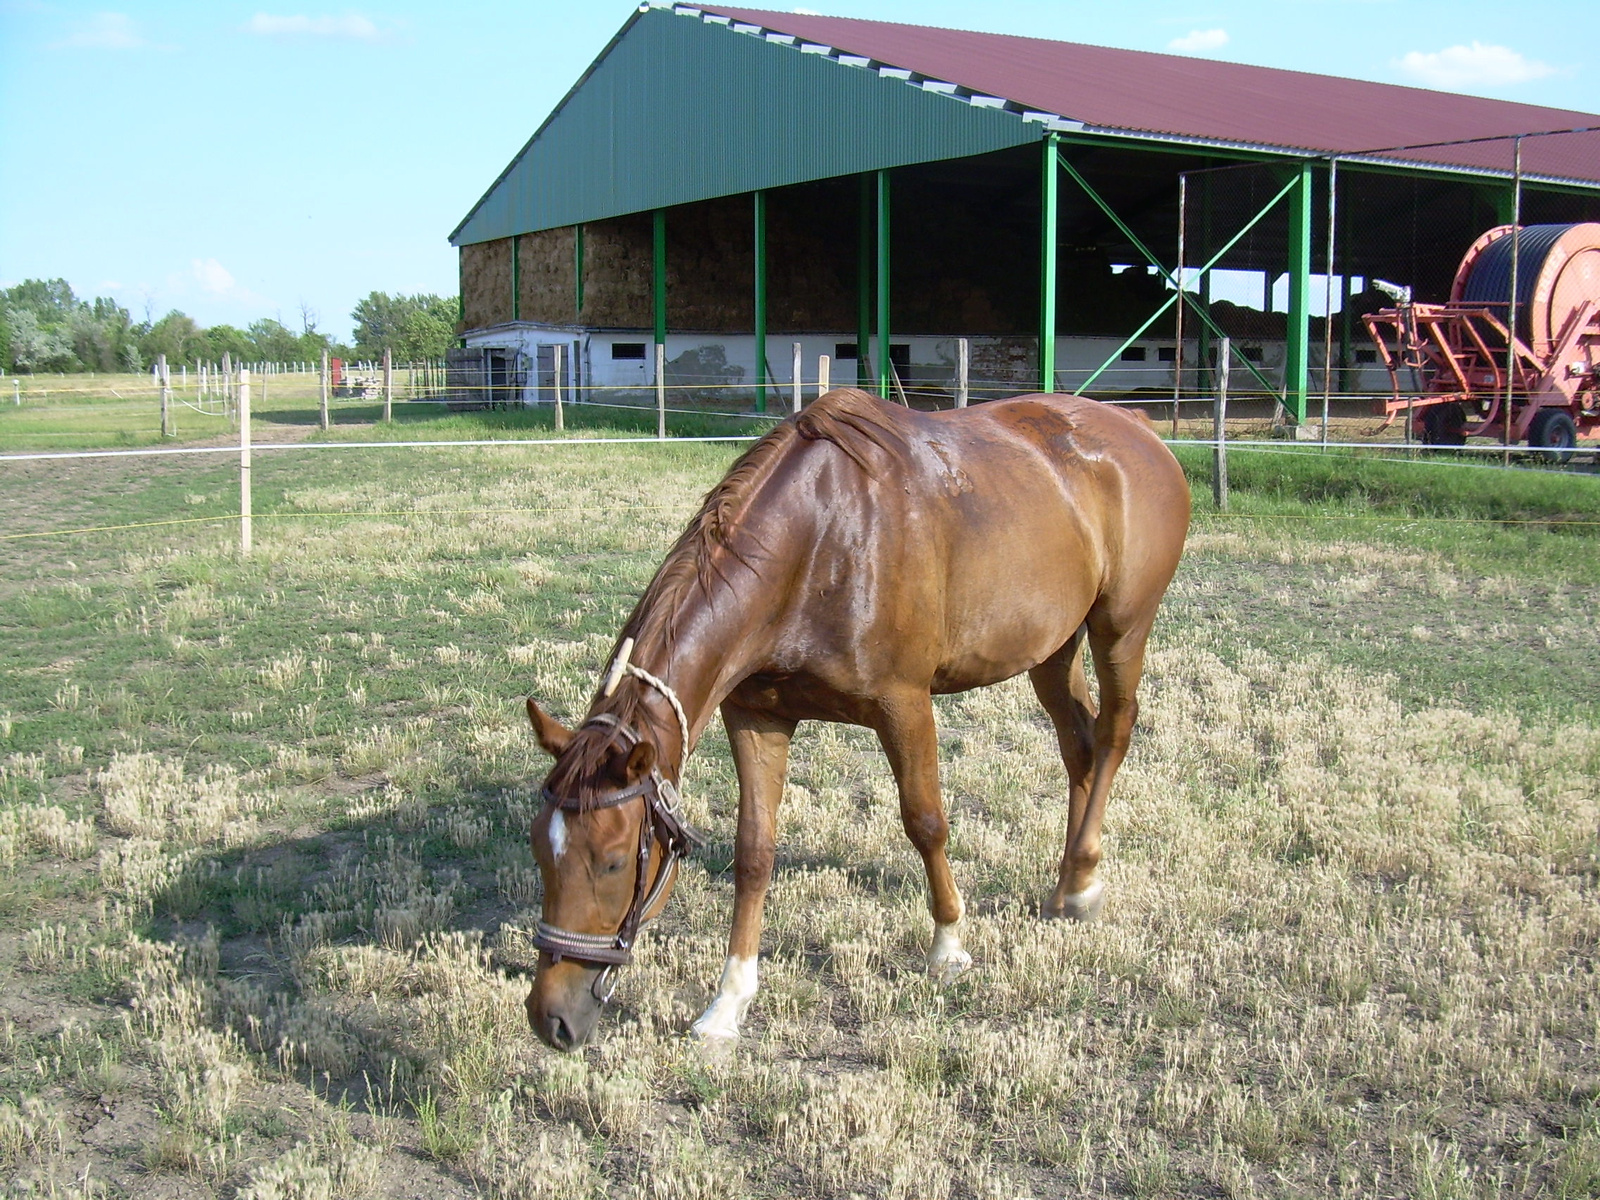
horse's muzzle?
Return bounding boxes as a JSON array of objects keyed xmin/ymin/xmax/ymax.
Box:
[{"xmin": 527, "ymin": 970, "xmax": 603, "ymax": 1051}]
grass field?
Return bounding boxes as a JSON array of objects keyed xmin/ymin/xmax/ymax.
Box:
[{"xmin": 1, "ymin": 404, "xmax": 1598, "ymax": 1199}]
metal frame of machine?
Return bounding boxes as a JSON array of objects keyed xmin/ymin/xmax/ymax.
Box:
[{"xmin": 1363, "ymin": 223, "xmax": 1600, "ymax": 455}]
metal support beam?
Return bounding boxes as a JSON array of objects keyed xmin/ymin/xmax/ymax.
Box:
[
  {"xmin": 754, "ymin": 190, "xmax": 768, "ymax": 414},
  {"xmin": 574, "ymin": 224, "xmax": 585, "ymax": 318},
  {"xmin": 1284, "ymin": 162, "xmax": 1313, "ymax": 424},
  {"xmin": 858, "ymin": 175, "xmax": 872, "ymax": 389},
  {"xmin": 511, "ymin": 235, "xmax": 520, "ymax": 322},
  {"xmin": 876, "ymin": 169, "xmax": 891, "ymax": 400},
  {"xmin": 1492, "ymin": 185, "xmax": 1516, "ymax": 226},
  {"xmin": 1040, "ymin": 132, "xmax": 1059, "ymax": 392},
  {"xmin": 1064, "ymin": 151, "xmax": 1282, "ymax": 393},
  {"xmin": 653, "ymin": 209, "xmax": 667, "ymax": 348}
]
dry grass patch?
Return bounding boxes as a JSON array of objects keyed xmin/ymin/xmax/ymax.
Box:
[{"xmin": 3, "ymin": 442, "xmax": 1597, "ymax": 1198}]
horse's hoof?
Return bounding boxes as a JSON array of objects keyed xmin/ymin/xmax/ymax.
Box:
[
  {"xmin": 1044, "ymin": 879, "xmax": 1105, "ymax": 923},
  {"xmin": 929, "ymin": 947, "xmax": 973, "ymax": 985}
]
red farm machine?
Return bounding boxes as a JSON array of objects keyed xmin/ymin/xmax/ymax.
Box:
[{"xmin": 1362, "ymin": 222, "xmax": 1600, "ymax": 459}]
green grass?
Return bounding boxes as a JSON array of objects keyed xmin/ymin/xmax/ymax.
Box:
[{"xmin": 1, "ymin": 406, "xmax": 1597, "ymax": 1199}]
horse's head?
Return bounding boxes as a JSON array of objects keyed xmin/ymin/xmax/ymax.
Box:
[{"xmin": 523, "ymin": 689, "xmax": 698, "ymax": 1050}]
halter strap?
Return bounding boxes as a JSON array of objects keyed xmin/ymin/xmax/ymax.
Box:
[{"xmin": 531, "ymin": 680, "xmax": 704, "ymax": 990}]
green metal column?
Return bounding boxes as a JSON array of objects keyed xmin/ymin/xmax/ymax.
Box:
[
  {"xmin": 754, "ymin": 191, "xmax": 768, "ymax": 414},
  {"xmin": 1284, "ymin": 162, "xmax": 1313, "ymax": 424},
  {"xmin": 574, "ymin": 224, "xmax": 585, "ymax": 318},
  {"xmin": 1492, "ymin": 186, "xmax": 1516, "ymax": 226},
  {"xmin": 1039, "ymin": 133, "xmax": 1059, "ymax": 392},
  {"xmin": 510, "ymin": 236, "xmax": 520, "ymax": 322},
  {"xmin": 876, "ymin": 169, "xmax": 891, "ymax": 399},
  {"xmin": 653, "ymin": 209, "xmax": 667, "ymax": 348}
]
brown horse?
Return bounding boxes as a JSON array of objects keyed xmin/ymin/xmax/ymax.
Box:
[{"xmin": 523, "ymin": 388, "xmax": 1189, "ymax": 1049}]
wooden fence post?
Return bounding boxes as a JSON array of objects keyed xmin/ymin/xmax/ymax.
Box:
[
  {"xmin": 239, "ymin": 368, "xmax": 253, "ymax": 556},
  {"xmin": 383, "ymin": 348, "xmax": 392, "ymax": 423},
  {"xmin": 319, "ymin": 351, "xmax": 329, "ymax": 430},
  {"xmin": 1213, "ymin": 337, "xmax": 1229, "ymax": 513},
  {"xmin": 792, "ymin": 342, "xmax": 802, "ymax": 414},
  {"xmin": 158, "ymin": 353, "xmax": 171, "ymax": 437},
  {"xmin": 815, "ymin": 355, "xmax": 829, "ymax": 406},
  {"xmin": 553, "ymin": 343, "xmax": 565, "ymax": 433},
  {"xmin": 957, "ymin": 338, "xmax": 969, "ymax": 409}
]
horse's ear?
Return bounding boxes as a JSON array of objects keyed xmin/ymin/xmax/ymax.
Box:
[
  {"xmin": 623, "ymin": 741, "xmax": 656, "ymax": 783},
  {"xmin": 525, "ymin": 698, "xmax": 573, "ymax": 757}
]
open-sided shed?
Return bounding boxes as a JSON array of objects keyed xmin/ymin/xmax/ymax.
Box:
[{"xmin": 449, "ymin": 3, "xmax": 1600, "ymax": 419}]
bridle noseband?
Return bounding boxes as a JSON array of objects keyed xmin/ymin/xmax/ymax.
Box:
[{"xmin": 531, "ymin": 658, "xmax": 703, "ymax": 1001}]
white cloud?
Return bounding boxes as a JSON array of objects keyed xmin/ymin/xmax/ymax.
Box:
[
  {"xmin": 1395, "ymin": 41, "xmax": 1556, "ymax": 89},
  {"xmin": 244, "ymin": 13, "xmax": 383, "ymax": 41},
  {"xmin": 192, "ymin": 259, "xmax": 237, "ymax": 296},
  {"xmin": 53, "ymin": 12, "xmax": 153, "ymax": 50},
  {"xmin": 1168, "ymin": 28, "xmax": 1228, "ymax": 54}
]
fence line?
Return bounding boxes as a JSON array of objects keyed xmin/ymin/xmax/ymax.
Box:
[
  {"xmin": 5, "ymin": 501, "xmax": 1596, "ymax": 546},
  {"xmin": 0, "ymin": 430, "xmax": 1588, "ymax": 466}
]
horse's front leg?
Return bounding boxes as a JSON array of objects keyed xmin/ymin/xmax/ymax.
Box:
[
  {"xmin": 690, "ymin": 701, "xmax": 795, "ymax": 1041},
  {"xmin": 875, "ymin": 690, "xmax": 972, "ymax": 984}
]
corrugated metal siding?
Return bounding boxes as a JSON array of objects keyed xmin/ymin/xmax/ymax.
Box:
[{"xmin": 451, "ymin": 8, "xmax": 1035, "ymax": 246}]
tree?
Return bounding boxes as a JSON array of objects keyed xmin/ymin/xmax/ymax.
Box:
[
  {"xmin": 204, "ymin": 324, "xmax": 254, "ymax": 363},
  {"xmin": 5, "ymin": 279, "xmax": 78, "ymax": 326},
  {"xmin": 139, "ymin": 310, "xmax": 207, "ymax": 366},
  {"xmin": 395, "ymin": 296, "xmax": 458, "ymax": 361},
  {"xmin": 70, "ymin": 297, "xmax": 139, "ymax": 372},
  {"xmin": 351, "ymin": 291, "xmax": 458, "ymax": 361},
  {"xmin": 4, "ymin": 307, "xmax": 77, "ymax": 372},
  {"xmin": 247, "ymin": 318, "xmax": 302, "ymax": 362}
]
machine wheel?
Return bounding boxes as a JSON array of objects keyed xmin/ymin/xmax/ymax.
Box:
[
  {"xmin": 1420, "ymin": 402, "xmax": 1467, "ymax": 446},
  {"xmin": 1527, "ymin": 408, "xmax": 1578, "ymax": 464}
]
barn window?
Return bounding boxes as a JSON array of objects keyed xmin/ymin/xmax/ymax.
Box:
[
  {"xmin": 835, "ymin": 343, "xmax": 858, "ymax": 359},
  {"xmin": 611, "ymin": 343, "xmax": 647, "ymax": 360},
  {"xmin": 1355, "ymin": 348, "xmax": 1378, "ymax": 364},
  {"xmin": 1120, "ymin": 346, "xmax": 1147, "ymax": 362},
  {"xmin": 1157, "ymin": 346, "xmax": 1176, "ymax": 362},
  {"xmin": 1241, "ymin": 346, "xmax": 1264, "ymax": 362}
]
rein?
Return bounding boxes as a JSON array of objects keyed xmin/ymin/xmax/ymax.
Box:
[{"xmin": 531, "ymin": 650, "xmax": 704, "ymax": 1000}]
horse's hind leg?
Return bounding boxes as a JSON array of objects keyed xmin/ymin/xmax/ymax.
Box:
[
  {"xmin": 1028, "ymin": 629, "xmax": 1105, "ymax": 921},
  {"xmin": 873, "ymin": 689, "xmax": 972, "ymax": 983},
  {"xmin": 691, "ymin": 701, "xmax": 796, "ymax": 1042},
  {"xmin": 1039, "ymin": 610, "xmax": 1157, "ymax": 921}
]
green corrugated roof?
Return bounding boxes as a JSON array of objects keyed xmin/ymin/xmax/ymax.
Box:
[{"xmin": 449, "ymin": 6, "xmax": 1037, "ymax": 247}]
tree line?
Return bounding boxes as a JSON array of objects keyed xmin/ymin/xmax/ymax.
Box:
[{"xmin": 0, "ymin": 280, "xmax": 461, "ymax": 374}]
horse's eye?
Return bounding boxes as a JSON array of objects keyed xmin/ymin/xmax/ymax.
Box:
[{"xmin": 602, "ymin": 857, "xmax": 629, "ymax": 875}]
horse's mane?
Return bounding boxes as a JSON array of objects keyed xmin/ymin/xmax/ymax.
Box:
[{"xmin": 542, "ymin": 389, "xmax": 905, "ymax": 806}]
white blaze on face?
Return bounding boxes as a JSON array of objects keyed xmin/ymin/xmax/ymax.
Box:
[{"xmin": 548, "ymin": 808, "xmax": 568, "ymax": 860}]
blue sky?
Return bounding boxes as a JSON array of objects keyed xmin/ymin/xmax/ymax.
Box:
[{"xmin": 2, "ymin": 0, "xmax": 1595, "ymax": 341}]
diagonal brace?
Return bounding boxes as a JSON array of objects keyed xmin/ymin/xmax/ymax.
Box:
[{"xmin": 1057, "ymin": 151, "xmax": 1296, "ymax": 394}]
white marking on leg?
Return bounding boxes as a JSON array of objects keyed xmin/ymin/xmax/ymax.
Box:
[
  {"xmin": 690, "ymin": 955, "xmax": 758, "ymax": 1041},
  {"xmin": 1058, "ymin": 877, "xmax": 1105, "ymax": 922},
  {"xmin": 548, "ymin": 809, "xmax": 567, "ymax": 860},
  {"xmin": 927, "ymin": 919, "xmax": 973, "ymax": 985}
]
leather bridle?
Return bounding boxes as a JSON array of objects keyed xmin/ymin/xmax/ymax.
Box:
[{"xmin": 531, "ymin": 676, "xmax": 704, "ymax": 1001}]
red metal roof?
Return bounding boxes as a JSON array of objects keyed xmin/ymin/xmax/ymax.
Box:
[{"xmin": 698, "ymin": 6, "xmax": 1599, "ymax": 184}]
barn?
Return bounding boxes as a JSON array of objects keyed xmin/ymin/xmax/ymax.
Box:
[{"xmin": 447, "ymin": 3, "xmax": 1600, "ymax": 423}]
